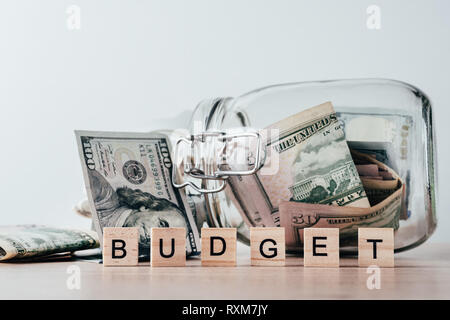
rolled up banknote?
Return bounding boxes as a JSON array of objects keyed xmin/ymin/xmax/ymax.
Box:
[
  {"xmin": 226, "ymin": 101, "xmax": 370, "ymax": 228},
  {"xmin": 356, "ymin": 164, "xmax": 380, "ymax": 177},
  {"xmin": 352, "ymin": 150, "xmax": 401, "ymax": 207},
  {"xmin": 75, "ymin": 130, "xmax": 200, "ymax": 256},
  {"xmin": 280, "ymin": 150, "xmax": 404, "ymax": 251},
  {"xmin": 0, "ymin": 225, "xmax": 99, "ymax": 261}
]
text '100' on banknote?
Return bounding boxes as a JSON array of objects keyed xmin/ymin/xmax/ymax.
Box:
[{"xmin": 75, "ymin": 131, "xmax": 200, "ymax": 256}]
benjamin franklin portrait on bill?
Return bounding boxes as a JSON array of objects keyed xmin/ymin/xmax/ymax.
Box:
[{"xmin": 88, "ymin": 169, "xmax": 188, "ymax": 254}]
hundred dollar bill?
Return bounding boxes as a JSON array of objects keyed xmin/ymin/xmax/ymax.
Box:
[
  {"xmin": 75, "ymin": 130, "xmax": 200, "ymax": 256},
  {"xmin": 0, "ymin": 225, "xmax": 99, "ymax": 261},
  {"xmin": 226, "ymin": 102, "xmax": 370, "ymax": 228}
]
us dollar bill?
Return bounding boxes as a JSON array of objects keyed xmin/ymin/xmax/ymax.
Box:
[
  {"xmin": 0, "ymin": 225, "xmax": 99, "ymax": 261},
  {"xmin": 280, "ymin": 149, "xmax": 404, "ymax": 250},
  {"xmin": 75, "ymin": 130, "xmax": 200, "ymax": 256},
  {"xmin": 226, "ymin": 102, "xmax": 370, "ymax": 228},
  {"xmin": 279, "ymin": 188, "xmax": 402, "ymax": 251},
  {"xmin": 351, "ymin": 149, "xmax": 408, "ymax": 220},
  {"xmin": 361, "ymin": 177, "xmax": 399, "ymax": 205}
]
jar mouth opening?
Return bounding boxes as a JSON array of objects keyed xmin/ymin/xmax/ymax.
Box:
[
  {"xmin": 187, "ymin": 97, "xmax": 254, "ymax": 237},
  {"xmin": 189, "ymin": 97, "xmax": 234, "ymax": 134}
]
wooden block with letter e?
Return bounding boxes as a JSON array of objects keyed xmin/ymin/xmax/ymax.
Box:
[
  {"xmin": 250, "ymin": 227, "xmax": 285, "ymax": 266},
  {"xmin": 358, "ymin": 228, "xmax": 394, "ymax": 267},
  {"xmin": 151, "ymin": 227, "xmax": 186, "ymax": 267},
  {"xmin": 303, "ymin": 228, "xmax": 339, "ymax": 267},
  {"xmin": 201, "ymin": 228, "xmax": 236, "ymax": 267},
  {"xmin": 103, "ymin": 227, "xmax": 139, "ymax": 267}
]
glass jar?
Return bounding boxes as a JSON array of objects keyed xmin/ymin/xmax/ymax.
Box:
[{"xmin": 167, "ymin": 79, "xmax": 437, "ymax": 253}]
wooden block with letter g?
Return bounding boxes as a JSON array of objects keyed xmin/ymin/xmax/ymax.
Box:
[
  {"xmin": 358, "ymin": 228, "xmax": 394, "ymax": 267},
  {"xmin": 103, "ymin": 227, "xmax": 139, "ymax": 267},
  {"xmin": 250, "ymin": 227, "xmax": 285, "ymax": 266},
  {"xmin": 201, "ymin": 228, "xmax": 236, "ymax": 267},
  {"xmin": 151, "ymin": 227, "xmax": 186, "ymax": 267},
  {"xmin": 303, "ymin": 228, "xmax": 339, "ymax": 267}
]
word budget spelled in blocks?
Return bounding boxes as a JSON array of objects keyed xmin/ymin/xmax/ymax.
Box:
[
  {"xmin": 103, "ymin": 227, "xmax": 139, "ymax": 267},
  {"xmin": 250, "ymin": 227, "xmax": 285, "ymax": 266},
  {"xmin": 201, "ymin": 228, "xmax": 236, "ymax": 267},
  {"xmin": 151, "ymin": 227, "xmax": 186, "ymax": 267},
  {"xmin": 303, "ymin": 228, "xmax": 339, "ymax": 267},
  {"xmin": 358, "ymin": 228, "xmax": 394, "ymax": 267}
]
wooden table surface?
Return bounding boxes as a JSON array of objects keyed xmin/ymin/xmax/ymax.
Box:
[{"xmin": 1, "ymin": 242, "xmax": 449, "ymax": 300}]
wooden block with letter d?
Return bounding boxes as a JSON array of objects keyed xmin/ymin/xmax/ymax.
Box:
[
  {"xmin": 201, "ymin": 228, "xmax": 236, "ymax": 267},
  {"xmin": 303, "ymin": 228, "xmax": 339, "ymax": 267},
  {"xmin": 103, "ymin": 227, "xmax": 139, "ymax": 267},
  {"xmin": 250, "ymin": 227, "xmax": 285, "ymax": 266},
  {"xmin": 358, "ymin": 228, "xmax": 394, "ymax": 267},
  {"xmin": 151, "ymin": 227, "xmax": 186, "ymax": 267}
]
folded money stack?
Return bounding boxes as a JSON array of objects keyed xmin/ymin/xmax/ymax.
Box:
[
  {"xmin": 280, "ymin": 150, "xmax": 403, "ymax": 251},
  {"xmin": 0, "ymin": 225, "xmax": 99, "ymax": 261}
]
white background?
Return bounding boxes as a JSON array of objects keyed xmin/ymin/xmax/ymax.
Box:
[{"xmin": 0, "ymin": 1, "xmax": 448, "ymax": 241}]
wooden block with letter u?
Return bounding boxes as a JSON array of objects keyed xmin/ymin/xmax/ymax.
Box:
[
  {"xmin": 358, "ymin": 228, "xmax": 394, "ymax": 267},
  {"xmin": 303, "ymin": 228, "xmax": 339, "ymax": 267},
  {"xmin": 103, "ymin": 227, "xmax": 139, "ymax": 267},
  {"xmin": 201, "ymin": 228, "xmax": 236, "ymax": 267},
  {"xmin": 151, "ymin": 227, "xmax": 186, "ymax": 267},
  {"xmin": 250, "ymin": 227, "xmax": 285, "ymax": 266}
]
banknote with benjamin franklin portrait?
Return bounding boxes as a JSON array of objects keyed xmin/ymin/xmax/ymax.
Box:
[{"xmin": 75, "ymin": 130, "xmax": 200, "ymax": 256}]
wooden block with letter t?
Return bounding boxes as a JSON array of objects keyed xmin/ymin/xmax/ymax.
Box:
[
  {"xmin": 358, "ymin": 228, "xmax": 394, "ymax": 267},
  {"xmin": 102, "ymin": 227, "xmax": 139, "ymax": 267},
  {"xmin": 250, "ymin": 227, "xmax": 285, "ymax": 266},
  {"xmin": 151, "ymin": 227, "xmax": 186, "ymax": 267},
  {"xmin": 201, "ymin": 228, "xmax": 236, "ymax": 267},
  {"xmin": 303, "ymin": 228, "xmax": 339, "ymax": 267}
]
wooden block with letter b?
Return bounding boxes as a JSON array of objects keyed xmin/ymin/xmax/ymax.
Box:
[
  {"xmin": 303, "ymin": 228, "xmax": 339, "ymax": 267},
  {"xmin": 151, "ymin": 227, "xmax": 186, "ymax": 267},
  {"xmin": 250, "ymin": 227, "xmax": 285, "ymax": 266},
  {"xmin": 103, "ymin": 227, "xmax": 139, "ymax": 267},
  {"xmin": 201, "ymin": 228, "xmax": 236, "ymax": 267},
  {"xmin": 358, "ymin": 228, "xmax": 394, "ymax": 267}
]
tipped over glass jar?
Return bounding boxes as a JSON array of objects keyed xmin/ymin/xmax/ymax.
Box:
[{"xmin": 165, "ymin": 79, "xmax": 437, "ymax": 254}]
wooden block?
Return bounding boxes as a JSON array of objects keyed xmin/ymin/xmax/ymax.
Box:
[
  {"xmin": 103, "ymin": 227, "xmax": 139, "ymax": 267},
  {"xmin": 151, "ymin": 227, "xmax": 186, "ymax": 267},
  {"xmin": 303, "ymin": 228, "xmax": 339, "ymax": 267},
  {"xmin": 201, "ymin": 228, "xmax": 236, "ymax": 267},
  {"xmin": 250, "ymin": 227, "xmax": 285, "ymax": 266},
  {"xmin": 358, "ymin": 228, "xmax": 394, "ymax": 267}
]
